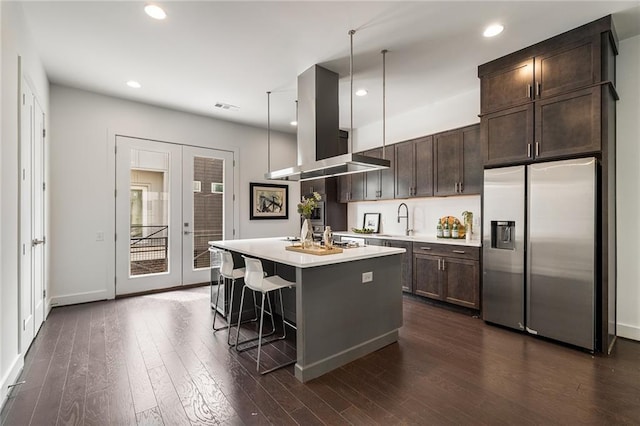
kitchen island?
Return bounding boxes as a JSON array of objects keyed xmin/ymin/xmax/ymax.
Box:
[{"xmin": 208, "ymin": 237, "xmax": 404, "ymax": 382}]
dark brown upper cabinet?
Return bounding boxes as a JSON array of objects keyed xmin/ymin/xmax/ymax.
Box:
[
  {"xmin": 434, "ymin": 124, "xmax": 481, "ymax": 196},
  {"xmin": 338, "ymin": 166, "xmax": 365, "ymax": 203},
  {"xmin": 300, "ymin": 178, "xmax": 326, "ymax": 198},
  {"xmin": 394, "ymin": 136, "xmax": 433, "ymax": 199},
  {"xmin": 479, "ymin": 15, "xmax": 618, "ymax": 167},
  {"xmin": 364, "ymin": 146, "xmax": 395, "ymax": 200}
]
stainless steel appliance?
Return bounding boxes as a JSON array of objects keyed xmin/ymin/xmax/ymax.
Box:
[{"xmin": 483, "ymin": 157, "xmax": 596, "ymax": 350}]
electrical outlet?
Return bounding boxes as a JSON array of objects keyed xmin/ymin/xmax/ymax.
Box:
[{"xmin": 362, "ymin": 271, "xmax": 373, "ymax": 283}]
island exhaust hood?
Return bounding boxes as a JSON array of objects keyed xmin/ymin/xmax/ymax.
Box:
[{"xmin": 265, "ymin": 64, "xmax": 390, "ymax": 181}]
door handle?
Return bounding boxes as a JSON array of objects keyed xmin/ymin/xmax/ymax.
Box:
[
  {"xmin": 535, "ymin": 142, "xmax": 540, "ymax": 157},
  {"xmin": 452, "ymin": 250, "xmax": 465, "ymax": 254},
  {"xmin": 184, "ymin": 231, "xmax": 194, "ymax": 235},
  {"xmin": 527, "ymin": 84, "xmax": 532, "ymax": 99},
  {"xmin": 32, "ymin": 238, "xmax": 45, "ymax": 246},
  {"xmin": 527, "ymin": 143, "xmax": 532, "ymax": 158}
]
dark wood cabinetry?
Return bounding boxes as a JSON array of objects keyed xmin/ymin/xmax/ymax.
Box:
[
  {"xmin": 338, "ymin": 170, "xmax": 364, "ymax": 203},
  {"xmin": 395, "ymin": 136, "xmax": 433, "ymax": 199},
  {"xmin": 367, "ymin": 238, "xmax": 413, "ymax": 292},
  {"xmin": 301, "ymin": 178, "xmax": 326, "ymax": 196},
  {"xmin": 479, "ymin": 16, "xmax": 617, "ymax": 167},
  {"xmin": 364, "ymin": 146, "xmax": 395, "ymax": 200},
  {"xmin": 413, "ymin": 243, "xmax": 480, "ymax": 309},
  {"xmin": 433, "ymin": 124, "xmax": 482, "ymax": 196}
]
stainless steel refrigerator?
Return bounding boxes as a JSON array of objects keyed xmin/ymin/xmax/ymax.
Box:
[{"xmin": 482, "ymin": 157, "xmax": 596, "ymax": 350}]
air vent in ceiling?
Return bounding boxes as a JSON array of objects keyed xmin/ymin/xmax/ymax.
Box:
[{"xmin": 213, "ymin": 102, "xmax": 239, "ymax": 111}]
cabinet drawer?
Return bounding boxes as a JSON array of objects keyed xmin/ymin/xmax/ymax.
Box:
[{"xmin": 413, "ymin": 243, "xmax": 479, "ymax": 260}]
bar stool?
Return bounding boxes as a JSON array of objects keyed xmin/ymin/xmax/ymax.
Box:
[
  {"xmin": 235, "ymin": 256, "xmax": 296, "ymax": 374},
  {"xmin": 212, "ymin": 250, "xmax": 257, "ymax": 346}
]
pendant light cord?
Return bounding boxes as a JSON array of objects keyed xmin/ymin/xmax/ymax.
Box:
[
  {"xmin": 382, "ymin": 49, "xmax": 387, "ymax": 160},
  {"xmin": 349, "ymin": 29, "xmax": 355, "ymax": 154},
  {"xmin": 267, "ymin": 91, "xmax": 271, "ymax": 173}
]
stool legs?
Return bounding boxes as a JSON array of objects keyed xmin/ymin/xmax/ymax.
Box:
[{"xmin": 235, "ymin": 287, "xmax": 295, "ymax": 375}]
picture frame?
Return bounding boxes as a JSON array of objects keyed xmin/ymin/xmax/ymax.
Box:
[
  {"xmin": 363, "ymin": 213, "xmax": 381, "ymax": 233},
  {"xmin": 250, "ymin": 182, "xmax": 289, "ymax": 220}
]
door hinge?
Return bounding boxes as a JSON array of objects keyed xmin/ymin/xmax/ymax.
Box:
[
  {"xmin": 43, "ymin": 128, "xmax": 46, "ymax": 138},
  {"xmin": 233, "ymin": 229, "xmax": 236, "ymax": 236},
  {"xmin": 233, "ymin": 160, "xmax": 235, "ymax": 167},
  {"xmin": 23, "ymin": 169, "xmax": 26, "ymax": 180},
  {"xmin": 43, "ymin": 289, "xmax": 46, "ymax": 298},
  {"xmin": 114, "ymin": 145, "xmax": 117, "ymax": 154},
  {"xmin": 23, "ymin": 244, "xmax": 25, "ymax": 255},
  {"xmin": 114, "ymin": 233, "xmax": 117, "ymax": 242},
  {"xmin": 114, "ymin": 189, "xmax": 117, "ymax": 197},
  {"xmin": 23, "ymin": 320, "xmax": 26, "ymax": 330},
  {"xmin": 233, "ymin": 194, "xmax": 235, "ymax": 201},
  {"xmin": 22, "ymin": 94, "xmax": 25, "ymax": 105},
  {"xmin": 43, "ymin": 182, "xmax": 46, "ymax": 191}
]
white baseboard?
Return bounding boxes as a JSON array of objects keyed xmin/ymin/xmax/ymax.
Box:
[
  {"xmin": 49, "ymin": 289, "xmax": 111, "ymax": 307},
  {"xmin": 617, "ymin": 322, "xmax": 640, "ymax": 342},
  {"xmin": 1, "ymin": 355, "xmax": 24, "ymax": 412}
]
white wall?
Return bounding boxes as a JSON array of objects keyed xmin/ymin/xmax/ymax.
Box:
[
  {"xmin": 616, "ymin": 34, "xmax": 640, "ymax": 341},
  {"xmin": 354, "ymin": 88, "xmax": 480, "ymax": 151},
  {"xmin": 1, "ymin": 1, "xmax": 50, "ymax": 407},
  {"xmin": 49, "ymin": 85, "xmax": 297, "ymax": 306}
]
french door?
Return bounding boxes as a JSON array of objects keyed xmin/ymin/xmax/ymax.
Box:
[
  {"xmin": 20, "ymin": 77, "xmax": 46, "ymax": 352},
  {"xmin": 115, "ymin": 136, "xmax": 234, "ymax": 295}
]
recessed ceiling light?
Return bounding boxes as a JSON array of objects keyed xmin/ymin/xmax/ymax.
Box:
[
  {"xmin": 355, "ymin": 89, "xmax": 368, "ymax": 97},
  {"xmin": 290, "ymin": 121, "xmax": 298, "ymax": 126},
  {"xmin": 126, "ymin": 80, "xmax": 141, "ymax": 89},
  {"xmin": 144, "ymin": 4, "xmax": 166, "ymax": 20},
  {"xmin": 483, "ymin": 24, "xmax": 504, "ymax": 38}
]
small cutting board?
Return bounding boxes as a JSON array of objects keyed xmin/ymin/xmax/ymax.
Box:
[{"xmin": 285, "ymin": 245, "xmax": 344, "ymax": 256}]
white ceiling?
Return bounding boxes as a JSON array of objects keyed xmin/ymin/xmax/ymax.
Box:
[{"xmin": 21, "ymin": 1, "xmax": 640, "ymax": 134}]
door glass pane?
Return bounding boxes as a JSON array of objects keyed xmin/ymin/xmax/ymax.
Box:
[
  {"xmin": 193, "ymin": 156, "xmax": 224, "ymax": 270},
  {"xmin": 130, "ymin": 149, "xmax": 170, "ymax": 276}
]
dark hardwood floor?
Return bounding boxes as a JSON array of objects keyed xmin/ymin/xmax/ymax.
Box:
[{"xmin": 2, "ymin": 286, "xmax": 639, "ymax": 425}]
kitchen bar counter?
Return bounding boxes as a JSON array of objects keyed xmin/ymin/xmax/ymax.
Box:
[
  {"xmin": 209, "ymin": 237, "xmax": 405, "ymax": 267},
  {"xmin": 333, "ymin": 231, "xmax": 482, "ymax": 247},
  {"xmin": 208, "ymin": 237, "xmax": 404, "ymax": 382}
]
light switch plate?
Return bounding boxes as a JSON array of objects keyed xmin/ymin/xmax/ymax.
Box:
[{"xmin": 362, "ymin": 271, "xmax": 373, "ymax": 283}]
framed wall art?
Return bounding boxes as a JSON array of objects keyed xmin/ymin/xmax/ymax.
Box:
[
  {"xmin": 250, "ymin": 182, "xmax": 289, "ymax": 220},
  {"xmin": 363, "ymin": 213, "xmax": 381, "ymax": 233}
]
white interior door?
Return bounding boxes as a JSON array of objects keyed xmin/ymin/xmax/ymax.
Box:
[
  {"xmin": 20, "ymin": 77, "xmax": 46, "ymax": 351},
  {"xmin": 182, "ymin": 146, "xmax": 234, "ymax": 284},
  {"xmin": 116, "ymin": 137, "xmax": 234, "ymax": 295},
  {"xmin": 20, "ymin": 78, "xmax": 35, "ymax": 351}
]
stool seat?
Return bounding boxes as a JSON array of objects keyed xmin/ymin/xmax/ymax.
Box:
[
  {"xmin": 222, "ymin": 267, "xmax": 245, "ymax": 281},
  {"xmin": 245, "ymin": 274, "xmax": 293, "ymax": 294}
]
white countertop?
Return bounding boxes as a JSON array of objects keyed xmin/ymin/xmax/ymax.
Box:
[
  {"xmin": 208, "ymin": 237, "xmax": 405, "ymax": 268},
  {"xmin": 333, "ymin": 232, "xmax": 482, "ymax": 248}
]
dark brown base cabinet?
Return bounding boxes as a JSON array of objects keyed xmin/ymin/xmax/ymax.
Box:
[
  {"xmin": 413, "ymin": 243, "xmax": 480, "ymax": 310},
  {"xmin": 366, "ymin": 238, "xmax": 413, "ymax": 293}
]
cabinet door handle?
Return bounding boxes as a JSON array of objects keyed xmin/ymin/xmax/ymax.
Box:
[
  {"xmin": 527, "ymin": 84, "xmax": 532, "ymax": 99},
  {"xmin": 437, "ymin": 258, "xmax": 441, "ymax": 270},
  {"xmin": 536, "ymin": 82, "xmax": 541, "ymax": 97},
  {"xmin": 535, "ymin": 142, "xmax": 540, "ymax": 157},
  {"xmin": 452, "ymin": 250, "xmax": 465, "ymax": 254},
  {"xmin": 459, "ymin": 182, "xmax": 463, "ymax": 193},
  {"xmin": 527, "ymin": 143, "xmax": 532, "ymax": 158},
  {"xmin": 442, "ymin": 259, "xmax": 446, "ymax": 271},
  {"xmin": 420, "ymin": 247, "xmax": 432, "ymax": 250}
]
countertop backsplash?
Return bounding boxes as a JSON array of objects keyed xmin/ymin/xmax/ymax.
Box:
[{"xmin": 346, "ymin": 195, "xmax": 481, "ymax": 240}]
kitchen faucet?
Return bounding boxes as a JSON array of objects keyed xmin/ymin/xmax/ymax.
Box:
[{"xmin": 397, "ymin": 203, "xmax": 412, "ymax": 236}]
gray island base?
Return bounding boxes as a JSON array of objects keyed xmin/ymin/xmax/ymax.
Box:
[{"xmin": 209, "ymin": 238, "xmax": 404, "ymax": 382}]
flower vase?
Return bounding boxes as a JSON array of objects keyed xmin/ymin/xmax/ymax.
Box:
[{"xmin": 301, "ymin": 218, "xmax": 313, "ymax": 249}]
